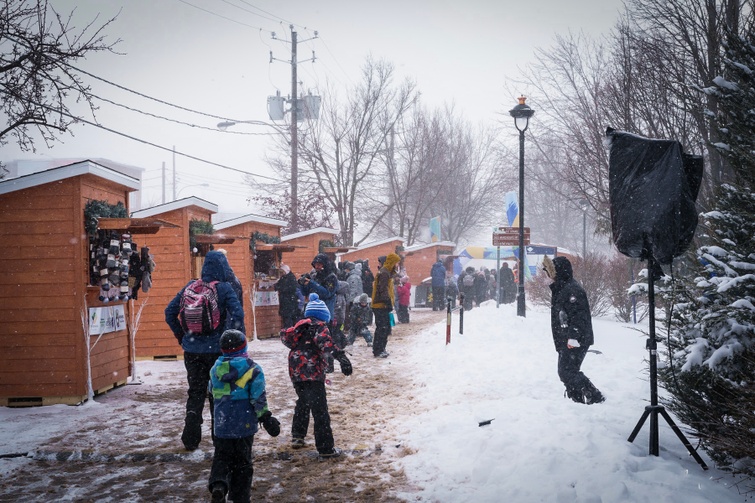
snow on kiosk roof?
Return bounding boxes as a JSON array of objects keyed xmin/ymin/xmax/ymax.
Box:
[{"xmin": 0, "ymin": 159, "xmax": 141, "ymax": 195}]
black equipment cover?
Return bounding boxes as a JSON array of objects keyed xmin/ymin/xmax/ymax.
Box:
[{"xmin": 606, "ymin": 128, "xmax": 703, "ymax": 264}]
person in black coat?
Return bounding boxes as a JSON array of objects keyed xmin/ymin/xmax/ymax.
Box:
[
  {"xmin": 499, "ymin": 262, "xmax": 516, "ymax": 304},
  {"xmin": 430, "ymin": 259, "xmax": 446, "ymax": 311},
  {"xmin": 544, "ymin": 256, "xmax": 604, "ymax": 404},
  {"xmin": 275, "ymin": 264, "xmax": 300, "ymax": 329}
]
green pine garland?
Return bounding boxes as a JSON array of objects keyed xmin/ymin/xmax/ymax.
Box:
[
  {"xmin": 84, "ymin": 200, "xmax": 127, "ymax": 236},
  {"xmin": 250, "ymin": 231, "xmax": 281, "ymax": 256},
  {"xmin": 189, "ymin": 219, "xmax": 214, "ymax": 251}
]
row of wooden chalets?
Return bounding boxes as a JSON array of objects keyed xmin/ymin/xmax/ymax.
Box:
[{"xmin": 0, "ymin": 160, "xmax": 456, "ymax": 406}]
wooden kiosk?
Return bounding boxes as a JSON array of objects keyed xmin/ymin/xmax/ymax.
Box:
[
  {"xmin": 0, "ymin": 161, "xmax": 145, "ymax": 406},
  {"xmin": 280, "ymin": 227, "xmax": 340, "ymax": 276},
  {"xmin": 129, "ymin": 197, "xmax": 219, "ymax": 359},
  {"xmin": 213, "ymin": 213, "xmax": 290, "ymax": 339}
]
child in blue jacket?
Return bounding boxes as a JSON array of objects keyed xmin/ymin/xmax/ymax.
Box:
[{"xmin": 208, "ymin": 330, "xmax": 280, "ymax": 503}]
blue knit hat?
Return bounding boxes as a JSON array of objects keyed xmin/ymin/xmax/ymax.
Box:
[{"xmin": 304, "ymin": 293, "xmax": 331, "ymax": 323}]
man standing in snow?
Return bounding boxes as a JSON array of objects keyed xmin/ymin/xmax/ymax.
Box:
[
  {"xmin": 371, "ymin": 253, "xmax": 401, "ymax": 358},
  {"xmin": 430, "ymin": 259, "xmax": 446, "ymax": 311},
  {"xmin": 543, "ymin": 256, "xmax": 605, "ymax": 404}
]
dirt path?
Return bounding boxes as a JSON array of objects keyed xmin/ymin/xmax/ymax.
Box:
[{"xmin": 0, "ymin": 309, "xmax": 446, "ymax": 502}]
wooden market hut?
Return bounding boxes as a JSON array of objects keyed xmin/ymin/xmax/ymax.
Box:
[
  {"xmin": 0, "ymin": 160, "xmax": 160, "ymax": 406},
  {"xmin": 213, "ymin": 213, "xmax": 289, "ymax": 339},
  {"xmin": 339, "ymin": 236, "xmax": 406, "ymax": 274},
  {"xmin": 402, "ymin": 241, "xmax": 457, "ymax": 307},
  {"xmin": 280, "ymin": 227, "xmax": 340, "ymax": 276},
  {"xmin": 129, "ymin": 197, "xmax": 221, "ymax": 359}
]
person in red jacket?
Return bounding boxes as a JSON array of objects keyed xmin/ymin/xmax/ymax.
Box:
[
  {"xmin": 396, "ymin": 275, "xmax": 411, "ymax": 323},
  {"xmin": 280, "ymin": 293, "xmax": 352, "ymax": 458}
]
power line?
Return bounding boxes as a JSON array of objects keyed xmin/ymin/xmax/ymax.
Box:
[
  {"xmin": 176, "ymin": 0, "xmax": 267, "ymax": 30},
  {"xmin": 89, "ymin": 92, "xmax": 283, "ymax": 136},
  {"xmin": 65, "ymin": 63, "xmax": 277, "ymax": 128},
  {"xmin": 23, "ymin": 99, "xmax": 281, "ymax": 182}
]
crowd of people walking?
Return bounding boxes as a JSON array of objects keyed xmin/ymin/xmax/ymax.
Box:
[{"xmin": 163, "ymin": 249, "xmax": 601, "ymax": 501}]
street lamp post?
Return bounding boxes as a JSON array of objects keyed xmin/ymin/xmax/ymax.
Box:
[
  {"xmin": 509, "ymin": 95, "xmax": 535, "ymax": 318},
  {"xmin": 579, "ymin": 199, "xmax": 588, "ymax": 259},
  {"xmin": 176, "ymin": 182, "xmax": 209, "ymax": 200}
]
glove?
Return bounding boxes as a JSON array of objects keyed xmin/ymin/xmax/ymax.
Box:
[
  {"xmin": 259, "ymin": 411, "xmax": 280, "ymax": 437},
  {"xmin": 334, "ymin": 351, "xmax": 352, "ymax": 376},
  {"xmin": 558, "ymin": 310, "xmax": 569, "ymax": 328}
]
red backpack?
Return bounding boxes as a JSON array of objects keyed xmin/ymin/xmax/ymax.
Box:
[{"xmin": 179, "ymin": 280, "xmax": 221, "ymax": 335}]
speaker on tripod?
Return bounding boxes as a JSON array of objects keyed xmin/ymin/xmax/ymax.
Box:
[{"xmin": 606, "ymin": 128, "xmax": 707, "ymax": 469}]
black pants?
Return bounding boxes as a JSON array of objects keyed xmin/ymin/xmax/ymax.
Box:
[
  {"xmin": 432, "ymin": 286, "xmax": 445, "ymax": 310},
  {"xmin": 209, "ymin": 435, "xmax": 253, "ymax": 503},
  {"xmin": 291, "ymin": 380, "xmax": 334, "ymax": 454},
  {"xmin": 397, "ymin": 304, "xmax": 409, "ymax": 323},
  {"xmin": 557, "ymin": 346, "xmax": 593, "ymax": 399},
  {"xmin": 372, "ymin": 308, "xmax": 391, "ymax": 356},
  {"xmin": 184, "ymin": 352, "xmax": 220, "ymax": 424}
]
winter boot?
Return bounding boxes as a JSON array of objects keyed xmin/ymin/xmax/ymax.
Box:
[
  {"xmin": 181, "ymin": 411, "xmax": 202, "ymax": 451},
  {"xmin": 582, "ymin": 384, "xmax": 605, "ymax": 405},
  {"xmin": 319, "ymin": 447, "xmax": 342, "ymax": 459},
  {"xmin": 209, "ymin": 482, "xmax": 227, "ymax": 503},
  {"xmin": 564, "ymin": 386, "xmax": 584, "ymax": 404}
]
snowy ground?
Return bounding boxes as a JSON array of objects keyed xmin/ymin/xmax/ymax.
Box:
[{"xmin": 0, "ymin": 303, "xmax": 752, "ymax": 502}]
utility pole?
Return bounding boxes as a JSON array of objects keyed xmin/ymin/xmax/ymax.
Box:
[
  {"xmin": 290, "ymin": 28, "xmax": 299, "ymax": 232},
  {"xmin": 270, "ymin": 26, "xmax": 317, "ymax": 233}
]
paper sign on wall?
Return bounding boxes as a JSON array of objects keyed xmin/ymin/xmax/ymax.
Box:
[
  {"xmin": 253, "ymin": 291, "xmax": 279, "ymax": 307},
  {"xmin": 88, "ymin": 305, "xmax": 126, "ymax": 335}
]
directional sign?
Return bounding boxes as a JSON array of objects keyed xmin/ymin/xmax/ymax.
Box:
[{"xmin": 492, "ymin": 227, "xmax": 530, "ymax": 247}]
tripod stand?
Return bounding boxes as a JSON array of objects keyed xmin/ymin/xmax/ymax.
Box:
[{"xmin": 627, "ymin": 253, "xmax": 708, "ymax": 469}]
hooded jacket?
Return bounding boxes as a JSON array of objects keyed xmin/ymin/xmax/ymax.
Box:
[
  {"xmin": 210, "ymin": 354, "xmax": 270, "ymax": 439},
  {"xmin": 164, "ymin": 250, "xmax": 245, "ymax": 354},
  {"xmin": 300, "ymin": 253, "xmax": 338, "ymax": 317},
  {"xmin": 431, "ymin": 260, "xmax": 446, "ymax": 287},
  {"xmin": 371, "ymin": 253, "xmax": 401, "ymax": 309},
  {"xmin": 280, "ymin": 318, "xmax": 338, "ymax": 382},
  {"xmin": 549, "ymin": 257, "xmax": 594, "ymax": 351}
]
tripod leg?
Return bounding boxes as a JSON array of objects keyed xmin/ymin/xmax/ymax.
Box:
[
  {"xmin": 658, "ymin": 408, "xmax": 709, "ymax": 470},
  {"xmin": 650, "ymin": 408, "xmax": 659, "ymax": 456},
  {"xmin": 628, "ymin": 408, "xmax": 651, "ymax": 443}
]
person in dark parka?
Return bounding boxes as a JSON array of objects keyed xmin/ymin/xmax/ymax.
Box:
[
  {"xmin": 165, "ymin": 250, "xmax": 246, "ymax": 451},
  {"xmin": 544, "ymin": 256, "xmax": 604, "ymax": 404},
  {"xmin": 275, "ymin": 264, "xmax": 300, "ymax": 329},
  {"xmin": 430, "ymin": 259, "xmax": 447, "ymax": 311}
]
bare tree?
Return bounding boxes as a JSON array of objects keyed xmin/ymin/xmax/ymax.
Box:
[
  {"xmin": 294, "ymin": 57, "xmax": 419, "ymax": 246},
  {"xmin": 428, "ymin": 116, "xmax": 507, "ymax": 245},
  {"xmin": 0, "ymin": 0, "xmax": 119, "ymax": 159},
  {"xmin": 617, "ymin": 0, "xmax": 750, "ymax": 194},
  {"xmin": 512, "ymin": 32, "xmax": 617, "ymax": 242}
]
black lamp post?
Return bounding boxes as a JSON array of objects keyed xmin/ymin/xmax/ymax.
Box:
[
  {"xmin": 579, "ymin": 198, "xmax": 588, "ymax": 259},
  {"xmin": 509, "ymin": 96, "xmax": 535, "ymax": 318}
]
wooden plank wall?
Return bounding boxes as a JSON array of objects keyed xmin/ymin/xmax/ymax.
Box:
[
  {"xmin": 282, "ymin": 232, "xmax": 335, "ymax": 276},
  {"xmin": 0, "ymin": 175, "xmax": 133, "ymax": 404},
  {"xmin": 340, "ymin": 239, "xmax": 405, "ymax": 278},
  {"xmin": 131, "ymin": 206, "xmax": 207, "ymax": 359},
  {"xmin": 403, "ymin": 245, "xmax": 455, "ymax": 286},
  {"xmin": 219, "ymin": 221, "xmax": 282, "ymax": 339},
  {"xmin": 81, "ymin": 176, "xmax": 133, "ymax": 393}
]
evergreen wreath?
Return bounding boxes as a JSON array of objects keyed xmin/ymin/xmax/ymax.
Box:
[
  {"xmin": 319, "ymin": 239, "xmax": 334, "ymax": 253},
  {"xmin": 250, "ymin": 231, "xmax": 281, "ymax": 256},
  {"xmin": 84, "ymin": 200, "xmax": 127, "ymax": 236},
  {"xmin": 189, "ymin": 219, "xmax": 214, "ymax": 252}
]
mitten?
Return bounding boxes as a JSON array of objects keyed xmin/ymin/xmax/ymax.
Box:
[
  {"xmin": 259, "ymin": 411, "xmax": 280, "ymax": 437},
  {"xmin": 333, "ymin": 351, "xmax": 352, "ymax": 376}
]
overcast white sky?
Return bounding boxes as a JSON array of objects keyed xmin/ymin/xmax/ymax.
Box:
[{"xmin": 3, "ymin": 0, "xmax": 625, "ymax": 215}]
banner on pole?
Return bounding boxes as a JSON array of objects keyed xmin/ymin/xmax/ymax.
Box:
[
  {"xmin": 429, "ymin": 216, "xmax": 441, "ymax": 242},
  {"xmin": 505, "ymin": 192, "xmax": 519, "ymax": 227}
]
